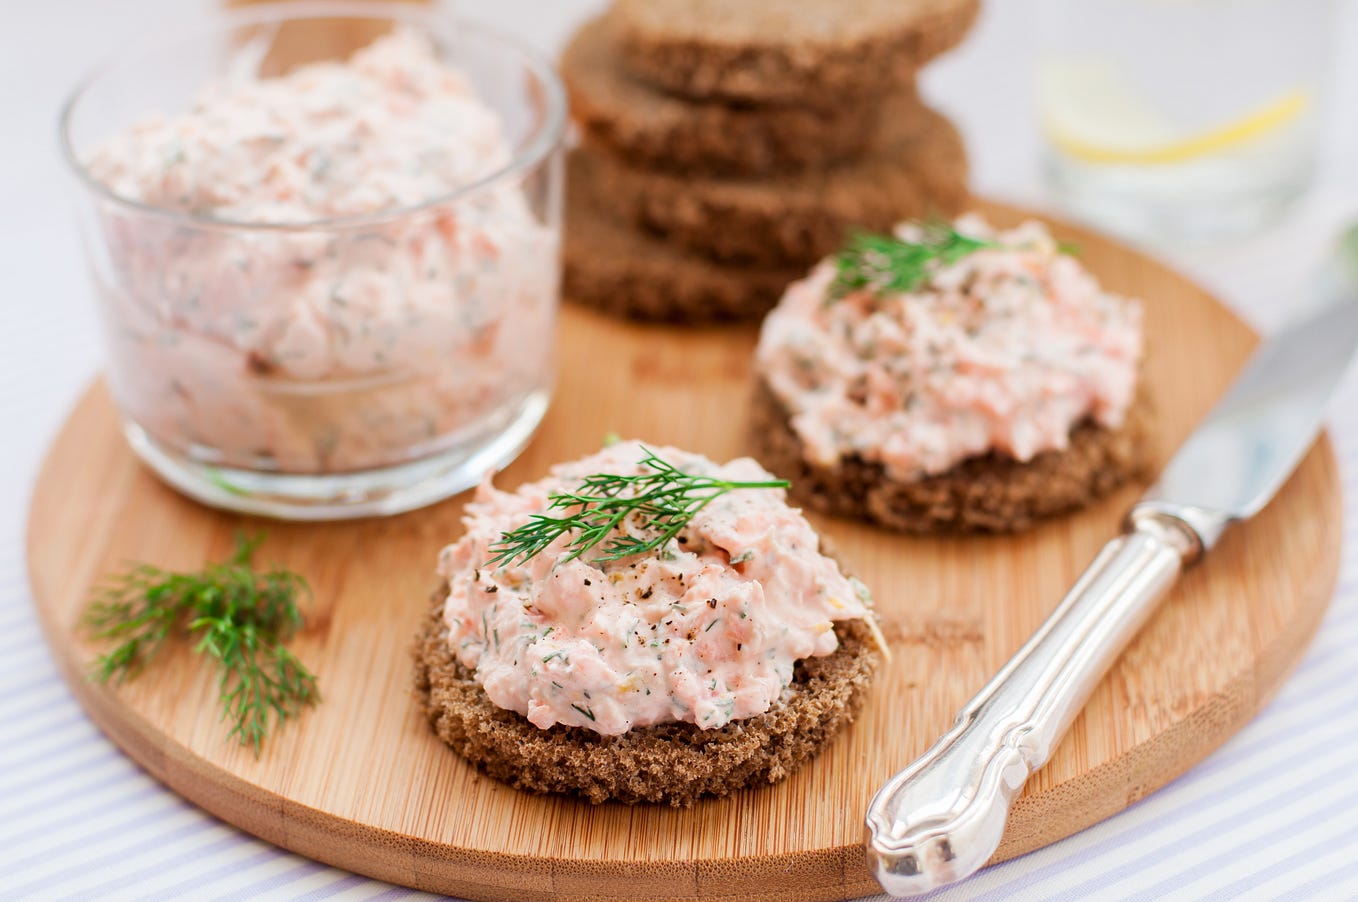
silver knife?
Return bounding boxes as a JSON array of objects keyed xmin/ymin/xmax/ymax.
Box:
[{"xmin": 865, "ymin": 228, "xmax": 1358, "ymax": 898}]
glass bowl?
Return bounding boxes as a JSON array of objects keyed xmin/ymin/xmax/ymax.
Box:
[{"xmin": 59, "ymin": 1, "xmax": 566, "ymax": 520}]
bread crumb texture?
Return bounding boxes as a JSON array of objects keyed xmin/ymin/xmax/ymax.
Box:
[
  {"xmin": 613, "ymin": 0, "xmax": 982, "ymax": 105},
  {"xmin": 748, "ymin": 377, "xmax": 1155, "ymax": 533},
  {"xmin": 414, "ymin": 585, "xmax": 880, "ymax": 806}
]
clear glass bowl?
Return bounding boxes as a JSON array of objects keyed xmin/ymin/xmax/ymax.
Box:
[{"xmin": 59, "ymin": 1, "xmax": 565, "ymax": 520}]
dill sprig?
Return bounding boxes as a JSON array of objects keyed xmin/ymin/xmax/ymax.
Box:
[
  {"xmin": 82, "ymin": 533, "xmax": 319, "ymax": 754},
  {"xmin": 486, "ymin": 447, "xmax": 789, "ymax": 567},
  {"xmin": 829, "ymin": 224, "xmax": 996, "ymax": 300}
]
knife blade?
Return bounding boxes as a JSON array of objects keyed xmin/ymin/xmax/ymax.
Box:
[
  {"xmin": 864, "ymin": 230, "xmax": 1358, "ymax": 898},
  {"xmin": 1148, "ymin": 279, "xmax": 1358, "ymax": 525}
]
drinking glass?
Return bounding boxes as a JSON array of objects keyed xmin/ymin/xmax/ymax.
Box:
[{"xmin": 1037, "ymin": 0, "xmax": 1335, "ymax": 243}]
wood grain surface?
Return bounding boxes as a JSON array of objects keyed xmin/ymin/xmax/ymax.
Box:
[{"xmin": 27, "ymin": 203, "xmax": 1341, "ymax": 901}]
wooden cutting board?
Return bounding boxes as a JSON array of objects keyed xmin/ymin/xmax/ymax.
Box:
[{"xmin": 27, "ymin": 202, "xmax": 1341, "ymax": 901}]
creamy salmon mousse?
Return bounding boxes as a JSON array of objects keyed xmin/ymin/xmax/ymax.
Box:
[
  {"xmin": 756, "ymin": 215, "xmax": 1144, "ymax": 480},
  {"xmin": 86, "ymin": 28, "xmax": 510, "ymax": 224},
  {"xmin": 436, "ymin": 442, "xmax": 878, "ymax": 737},
  {"xmin": 79, "ymin": 27, "xmax": 557, "ymax": 475}
]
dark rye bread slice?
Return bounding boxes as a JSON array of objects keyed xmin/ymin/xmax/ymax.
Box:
[
  {"xmin": 564, "ymin": 150, "xmax": 803, "ymax": 322},
  {"xmin": 749, "ymin": 377, "xmax": 1155, "ymax": 534},
  {"xmin": 413, "ymin": 585, "xmax": 880, "ymax": 806},
  {"xmin": 612, "ymin": 0, "xmax": 980, "ymax": 107},
  {"xmin": 562, "ymin": 14, "xmax": 900, "ymax": 176},
  {"xmin": 583, "ymin": 103, "xmax": 970, "ymax": 268}
]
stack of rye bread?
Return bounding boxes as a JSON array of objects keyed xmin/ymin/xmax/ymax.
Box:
[{"xmin": 561, "ymin": 0, "xmax": 981, "ymax": 323}]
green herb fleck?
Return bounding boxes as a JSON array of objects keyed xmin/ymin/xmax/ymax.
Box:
[
  {"xmin": 829, "ymin": 223, "xmax": 996, "ymax": 300},
  {"xmin": 203, "ymin": 468, "xmax": 248, "ymax": 498}
]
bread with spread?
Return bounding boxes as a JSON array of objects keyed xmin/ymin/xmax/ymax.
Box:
[
  {"xmin": 414, "ymin": 442, "xmax": 883, "ymax": 805},
  {"xmin": 751, "ymin": 215, "xmax": 1152, "ymax": 533}
]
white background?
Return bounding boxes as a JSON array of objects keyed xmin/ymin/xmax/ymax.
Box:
[{"xmin": 2, "ymin": 1, "xmax": 1358, "ymax": 899}]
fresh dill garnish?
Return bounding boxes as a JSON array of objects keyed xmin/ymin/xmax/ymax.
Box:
[
  {"xmin": 486, "ymin": 447, "xmax": 789, "ymax": 567},
  {"xmin": 829, "ymin": 223, "xmax": 996, "ymax": 300},
  {"xmin": 82, "ymin": 533, "xmax": 319, "ymax": 754}
]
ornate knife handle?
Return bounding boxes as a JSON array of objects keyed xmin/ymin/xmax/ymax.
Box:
[{"xmin": 865, "ymin": 504, "xmax": 1226, "ymax": 897}]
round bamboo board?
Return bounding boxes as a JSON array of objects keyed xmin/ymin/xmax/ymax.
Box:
[{"xmin": 27, "ymin": 202, "xmax": 1341, "ymax": 901}]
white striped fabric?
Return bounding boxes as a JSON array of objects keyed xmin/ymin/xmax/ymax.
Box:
[{"xmin": 3, "ymin": 0, "xmax": 1358, "ymax": 899}]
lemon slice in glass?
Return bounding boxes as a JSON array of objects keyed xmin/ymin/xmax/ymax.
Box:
[{"xmin": 1040, "ymin": 58, "xmax": 1310, "ymax": 166}]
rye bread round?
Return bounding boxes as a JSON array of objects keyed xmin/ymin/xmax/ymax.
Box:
[
  {"xmin": 748, "ymin": 377, "xmax": 1155, "ymax": 534},
  {"xmin": 413, "ymin": 584, "xmax": 880, "ymax": 806},
  {"xmin": 583, "ymin": 103, "xmax": 970, "ymax": 268},
  {"xmin": 611, "ymin": 0, "xmax": 981, "ymax": 106},
  {"xmin": 562, "ymin": 14, "xmax": 895, "ymax": 176},
  {"xmin": 564, "ymin": 150, "xmax": 802, "ymax": 322}
]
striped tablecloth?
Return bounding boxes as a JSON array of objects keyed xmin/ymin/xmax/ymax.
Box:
[{"xmin": 4, "ymin": 1, "xmax": 1357, "ymax": 899}]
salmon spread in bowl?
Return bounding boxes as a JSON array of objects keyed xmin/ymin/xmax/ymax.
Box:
[
  {"xmin": 436, "ymin": 441, "xmax": 877, "ymax": 737},
  {"xmin": 756, "ymin": 214, "xmax": 1144, "ymax": 480},
  {"xmin": 79, "ymin": 26, "xmax": 557, "ymax": 475}
]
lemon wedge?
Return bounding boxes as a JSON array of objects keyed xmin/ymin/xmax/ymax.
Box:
[{"xmin": 1041, "ymin": 58, "xmax": 1310, "ymax": 166}]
